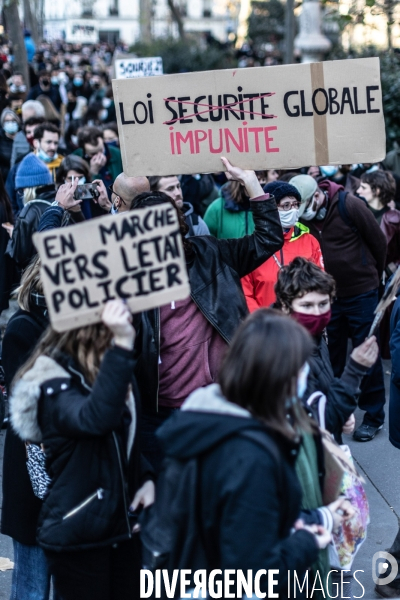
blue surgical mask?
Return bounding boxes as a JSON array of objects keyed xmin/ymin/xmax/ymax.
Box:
[
  {"xmin": 105, "ymin": 140, "xmax": 118, "ymax": 148},
  {"xmin": 73, "ymin": 77, "xmax": 83, "ymax": 87},
  {"xmin": 38, "ymin": 148, "xmax": 57, "ymax": 163},
  {"xmin": 320, "ymin": 165, "xmax": 339, "ymax": 177},
  {"xmin": 3, "ymin": 121, "xmax": 18, "ymax": 135}
]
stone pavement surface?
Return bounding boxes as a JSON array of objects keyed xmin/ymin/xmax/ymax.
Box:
[{"xmin": 0, "ymin": 295, "xmax": 398, "ymax": 599}]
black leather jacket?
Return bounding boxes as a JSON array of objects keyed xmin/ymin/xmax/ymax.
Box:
[{"xmin": 135, "ymin": 195, "xmax": 283, "ymax": 414}]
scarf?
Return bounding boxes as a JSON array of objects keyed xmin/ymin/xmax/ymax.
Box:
[{"xmin": 295, "ymin": 433, "xmax": 332, "ymax": 600}]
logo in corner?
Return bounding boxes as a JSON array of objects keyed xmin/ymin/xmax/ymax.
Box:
[{"xmin": 373, "ymin": 551, "xmax": 398, "ymax": 586}]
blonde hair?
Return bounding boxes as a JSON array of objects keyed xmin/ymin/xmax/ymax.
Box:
[
  {"xmin": 23, "ymin": 187, "xmax": 37, "ymax": 204},
  {"xmin": 15, "ymin": 322, "xmax": 113, "ymax": 388},
  {"xmin": 16, "ymin": 255, "xmax": 43, "ymax": 310}
]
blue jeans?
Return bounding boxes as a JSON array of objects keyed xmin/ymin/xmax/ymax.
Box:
[
  {"xmin": 327, "ymin": 288, "xmax": 386, "ymax": 427},
  {"xmin": 10, "ymin": 540, "xmax": 51, "ymax": 600}
]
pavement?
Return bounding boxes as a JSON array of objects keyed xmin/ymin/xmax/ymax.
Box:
[{"xmin": 0, "ymin": 299, "xmax": 398, "ymax": 599}]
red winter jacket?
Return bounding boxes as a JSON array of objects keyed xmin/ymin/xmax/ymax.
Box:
[{"xmin": 242, "ymin": 223, "xmax": 324, "ymax": 311}]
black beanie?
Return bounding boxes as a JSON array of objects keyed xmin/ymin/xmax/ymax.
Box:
[{"xmin": 263, "ymin": 181, "xmax": 301, "ymax": 204}]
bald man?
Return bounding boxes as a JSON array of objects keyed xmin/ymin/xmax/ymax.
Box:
[{"xmin": 111, "ymin": 173, "xmax": 150, "ymax": 213}]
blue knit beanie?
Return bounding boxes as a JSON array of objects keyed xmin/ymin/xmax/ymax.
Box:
[
  {"xmin": 15, "ymin": 153, "xmax": 53, "ymax": 189},
  {"xmin": 263, "ymin": 181, "xmax": 301, "ymax": 204}
]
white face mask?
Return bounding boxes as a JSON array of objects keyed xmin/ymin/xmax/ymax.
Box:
[
  {"xmin": 302, "ymin": 204, "xmax": 318, "ymax": 221},
  {"xmin": 279, "ymin": 208, "xmax": 299, "ymax": 229},
  {"xmin": 297, "ymin": 363, "xmax": 310, "ymax": 399}
]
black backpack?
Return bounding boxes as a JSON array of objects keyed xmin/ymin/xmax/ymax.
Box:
[{"xmin": 139, "ymin": 428, "xmax": 282, "ymax": 593}]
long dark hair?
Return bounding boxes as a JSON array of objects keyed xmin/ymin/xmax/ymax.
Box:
[
  {"xmin": 131, "ymin": 191, "xmax": 193, "ymax": 258},
  {"xmin": 219, "ymin": 309, "xmax": 313, "ymax": 439},
  {"xmin": 0, "ymin": 170, "xmax": 14, "ymax": 223}
]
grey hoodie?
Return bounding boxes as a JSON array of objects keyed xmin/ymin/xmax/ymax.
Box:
[{"xmin": 183, "ymin": 201, "xmax": 210, "ymax": 237}]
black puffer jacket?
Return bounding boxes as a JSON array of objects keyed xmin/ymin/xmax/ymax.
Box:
[
  {"xmin": 6, "ymin": 185, "xmax": 57, "ymax": 268},
  {"xmin": 305, "ymin": 335, "xmax": 367, "ymax": 440},
  {"xmin": 135, "ymin": 195, "xmax": 283, "ymax": 414},
  {"xmin": 10, "ymin": 345, "xmax": 152, "ymax": 551}
]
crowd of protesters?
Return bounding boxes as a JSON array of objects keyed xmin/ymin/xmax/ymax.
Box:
[{"xmin": 1, "ymin": 37, "xmax": 400, "ymax": 600}]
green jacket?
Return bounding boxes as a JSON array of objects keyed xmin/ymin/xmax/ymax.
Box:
[
  {"xmin": 72, "ymin": 145, "xmax": 123, "ymax": 182},
  {"xmin": 204, "ymin": 196, "xmax": 255, "ymax": 239}
]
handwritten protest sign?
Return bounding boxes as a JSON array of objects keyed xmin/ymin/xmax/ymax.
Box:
[
  {"xmin": 115, "ymin": 56, "xmax": 163, "ymax": 79},
  {"xmin": 112, "ymin": 57, "xmax": 385, "ymax": 176},
  {"xmin": 33, "ymin": 206, "xmax": 190, "ymax": 332}
]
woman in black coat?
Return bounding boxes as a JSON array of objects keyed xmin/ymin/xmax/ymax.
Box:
[
  {"xmin": 10, "ymin": 299, "xmax": 154, "ymax": 600},
  {"xmin": 274, "ymin": 257, "xmax": 379, "ymax": 441},
  {"xmin": 151, "ymin": 311, "xmax": 331, "ymax": 598},
  {"xmin": 0, "ymin": 171, "xmax": 18, "ymax": 314},
  {"xmin": 1, "ymin": 257, "xmax": 52, "ymax": 599}
]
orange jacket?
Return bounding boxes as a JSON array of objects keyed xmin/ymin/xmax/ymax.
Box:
[{"xmin": 242, "ymin": 223, "xmax": 324, "ymax": 312}]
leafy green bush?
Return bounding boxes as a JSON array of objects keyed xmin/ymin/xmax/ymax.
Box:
[
  {"xmin": 129, "ymin": 38, "xmax": 236, "ymax": 74},
  {"xmin": 326, "ymin": 45, "xmax": 400, "ymax": 150}
]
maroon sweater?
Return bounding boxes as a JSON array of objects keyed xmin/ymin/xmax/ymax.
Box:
[
  {"xmin": 158, "ymin": 297, "xmax": 228, "ymax": 407},
  {"xmin": 304, "ymin": 181, "xmax": 387, "ymax": 298}
]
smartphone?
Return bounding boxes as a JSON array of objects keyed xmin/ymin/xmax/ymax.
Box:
[
  {"xmin": 73, "ymin": 182, "xmax": 100, "ymax": 201},
  {"xmin": 128, "ymin": 504, "xmax": 143, "ymax": 524}
]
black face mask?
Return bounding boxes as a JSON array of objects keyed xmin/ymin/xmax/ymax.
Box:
[
  {"xmin": 41, "ymin": 78, "xmax": 50, "ymax": 86},
  {"xmin": 67, "ymin": 101, "xmax": 77, "ymax": 113}
]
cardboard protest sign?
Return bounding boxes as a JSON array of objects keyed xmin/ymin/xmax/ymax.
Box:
[
  {"xmin": 115, "ymin": 56, "xmax": 163, "ymax": 79},
  {"xmin": 33, "ymin": 206, "xmax": 190, "ymax": 332},
  {"xmin": 112, "ymin": 57, "xmax": 385, "ymax": 176}
]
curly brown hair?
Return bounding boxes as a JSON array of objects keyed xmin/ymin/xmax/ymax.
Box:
[{"xmin": 274, "ymin": 257, "xmax": 336, "ymax": 311}]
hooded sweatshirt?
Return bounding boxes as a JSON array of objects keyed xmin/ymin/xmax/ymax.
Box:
[
  {"xmin": 303, "ymin": 180, "xmax": 387, "ymax": 297},
  {"xmin": 156, "ymin": 384, "xmax": 319, "ymax": 596},
  {"xmin": 204, "ymin": 184, "xmax": 255, "ymax": 239}
]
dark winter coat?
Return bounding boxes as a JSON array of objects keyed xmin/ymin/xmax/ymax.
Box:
[
  {"xmin": 10, "ymin": 345, "xmax": 152, "ymax": 551},
  {"xmin": 155, "ymin": 384, "xmax": 319, "ymax": 596},
  {"xmin": 6, "ymin": 163, "xmax": 21, "ymax": 217},
  {"xmin": 181, "ymin": 174, "xmax": 216, "ymax": 216},
  {"xmin": 0, "ymin": 203, "xmax": 18, "ymax": 313},
  {"xmin": 390, "ymin": 296, "xmax": 400, "ymax": 449},
  {"xmin": 183, "ymin": 202, "xmax": 209, "ymax": 236},
  {"xmin": 303, "ymin": 180, "xmax": 387, "ymax": 297},
  {"xmin": 135, "ymin": 194, "xmax": 284, "ymax": 414},
  {"xmin": 1, "ymin": 298, "xmax": 48, "ymax": 544},
  {"xmin": 6, "ymin": 186, "xmax": 56, "ymax": 268},
  {"xmin": 306, "ymin": 335, "xmax": 368, "ymax": 440},
  {"xmin": 0, "ymin": 128, "xmax": 15, "ymax": 181},
  {"xmin": 27, "ymin": 84, "xmax": 62, "ymax": 111}
]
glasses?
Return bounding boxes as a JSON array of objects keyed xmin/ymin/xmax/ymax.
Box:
[
  {"xmin": 108, "ymin": 184, "xmax": 127, "ymax": 206},
  {"xmin": 278, "ymin": 200, "xmax": 301, "ymax": 212}
]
